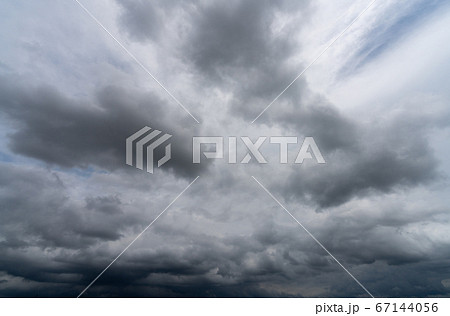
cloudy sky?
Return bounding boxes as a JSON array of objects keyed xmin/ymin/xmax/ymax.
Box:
[{"xmin": 1, "ymin": 0, "xmax": 450, "ymax": 297}]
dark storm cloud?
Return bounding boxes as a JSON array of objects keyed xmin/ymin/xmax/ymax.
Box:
[
  {"xmin": 293, "ymin": 147, "xmax": 436, "ymax": 209},
  {"xmin": 0, "ymin": 163, "xmax": 448, "ymax": 298},
  {"xmin": 0, "ymin": 164, "xmax": 361, "ymax": 297},
  {"xmin": 324, "ymin": 260, "xmax": 450, "ymax": 298},
  {"xmin": 71, "ymin": 218, "xmax": 353, "ymax": 297},
  {"xmin": 179, "ymin": 0, "xmax": 312, "ymax": 119},
  {"xmin": 268, "ymin": 97, "xmax": 445, "ymax": 208},
  {"xmin": 116, "ymin": 0, "xmax": 314, "ymax": 120},
  {"xmin": 0, "ymin": 164, "xmax": 133, "ymax": 250},
  {"xmin": 365, "ymin": 261, "xmax": 450, "ymax": 298},
  {"xmin": 0, "ymin": 165, "xmax": 325, "ymax": 297},
  {"xmin": 276, "ymin": 96, "xmax": 360, "ymax": 152},
  {"xmin": 185, "ymin": 0, "xmax": 302, "ymax": 75},
  {"xmin": 0, "ymin": 76, "xmax": 206, "ymax": 178}
]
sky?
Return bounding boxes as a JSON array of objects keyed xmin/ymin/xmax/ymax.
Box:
[{"xmin": 0, "ymin": 0, "xmax": 450, "ymax": 297}]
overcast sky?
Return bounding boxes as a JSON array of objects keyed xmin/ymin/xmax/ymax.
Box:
[{"xmin": 1, "ymin": 0, "xmax": 450, "ymax": 297}]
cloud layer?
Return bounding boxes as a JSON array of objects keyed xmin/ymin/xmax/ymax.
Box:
[{"xmin": 0, "ymin": 0, "xmax": 450, "ymax": 297}]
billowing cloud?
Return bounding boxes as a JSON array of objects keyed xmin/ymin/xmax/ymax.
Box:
[
  {"xmin": 0, "ymin": 76, "xmax": 207, "ymax": 178},
  {"xmin": 0, "ymin": 0, "xmax": 450, "ymax": 298}
]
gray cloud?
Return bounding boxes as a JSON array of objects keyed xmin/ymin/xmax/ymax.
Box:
[
  {"xmin": 0, "ymin": 164, "xmax": 133, "ymax": 250},
  {"xmin": 0, "ymin": 76, "xmax": 207, "ymax": 178},
  {"xmin": 116, "ymin": 0, "xmax": 164, "ymax": 42},
  {"xmin": 178, "ymin": 0, "xmax": 312, "ymax": 119},
  {"xmin": 261, "ymin": 94, "xmax": 446, "ymax": 209},
  {"xmin": 0, "ymin": 0, "xmax": 450, "ymax": 299},
  {"xmin": 0, "ymin": 161, "xmax": 449, "ymax": 297}
]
